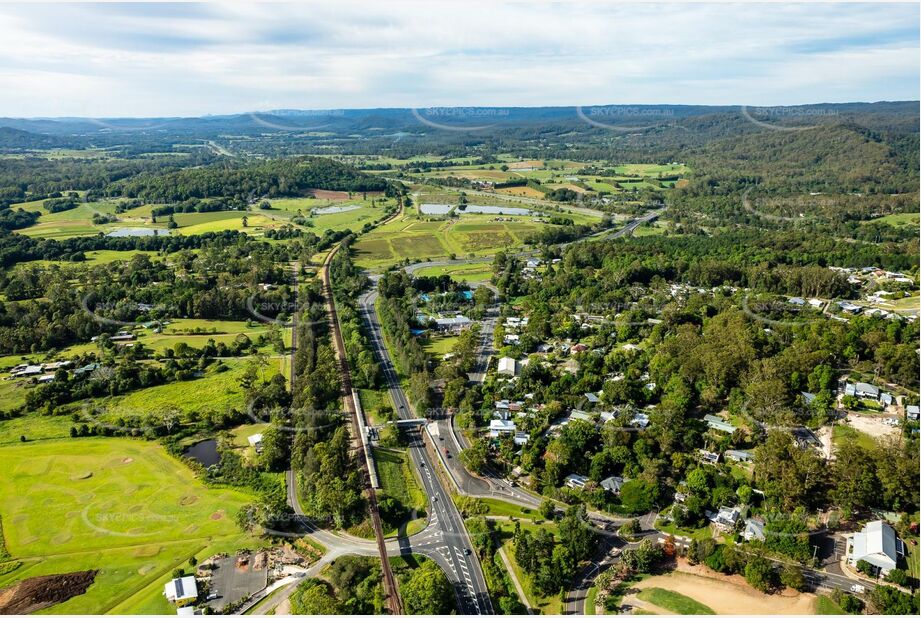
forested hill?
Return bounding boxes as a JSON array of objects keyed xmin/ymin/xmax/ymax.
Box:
[
  {"xmin": 111, "ymin": 156, "xmax": 392, "ymax": 202},
  {"xmin": 681, "ymin": 123, "xmax": 919, "ymax": 195}
]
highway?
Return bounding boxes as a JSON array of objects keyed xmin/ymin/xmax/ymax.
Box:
[{"xmin": 359, "ymin": 287, "xmax": 494, "ymax": 615}]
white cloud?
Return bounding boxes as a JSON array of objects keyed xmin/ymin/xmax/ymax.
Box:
[{"xmin": 0, "ymin": 2, "xmax": 916, "ymax": 116}]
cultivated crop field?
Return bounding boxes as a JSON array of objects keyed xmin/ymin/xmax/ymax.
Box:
[{"xmin": 0, "ymin": 438, "xmax": 258, "ymax": 614}]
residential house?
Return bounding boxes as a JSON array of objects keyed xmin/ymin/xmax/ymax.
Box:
[
  {"xmin": 600, "ymin": 476, "xmax": 627, "ymax": 495},
  {"xmin": 698, "ymin": 449, "xmax": 720, "ymax": 465},
  {"xmin": 513, "ymin": 431, "xmax": 530, "ymax": 446},
  {"xmin": 846, "ymin": 520, "xmax": 903, "ymax": 575},
  {"xmin": 906, "ymin": 405, "xmax": 920, "ymax": 421},
  {"xmin": 743, "ymin": 518, "xmax": 766, "ymax": 542},
  {"xmin": 708, "ymin": 506, "xmax": 741, "ymax": 532},
  {"xmin": 725, "ymin": 450, "xmax": 754, "ymax": 463},
  {"xmin": 489, "ymin": 419, "xmax": 516, "ymax": 438},
  {"xmin": 704, "ymin": 415, "xmax": 736, "ymax": 434},
  {"xmin": 564, "ymin": 474, "xmax": 589, "ymax": 490},
  {"xmin": 845, "ymin": 382, "xmax": 880, "ymax": 400},
  {"xmin": 631, "ymin": 412, "xmax": 650, "ymax": 429},
  {"xmin": 497, "ymin": 357, "xmax": 517, "ymax": 376},
  {"xmin": 569, "ymin": 410, "xmax": 594, "ymax": 423},
  {"xmin": 570, "ymin": 343, "xmax": 588, "ymax": 355}
]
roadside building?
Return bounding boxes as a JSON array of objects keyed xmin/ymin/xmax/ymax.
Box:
[{"xmin": 846, "ymin": 520, "xmax": 903, "ymax": 575}]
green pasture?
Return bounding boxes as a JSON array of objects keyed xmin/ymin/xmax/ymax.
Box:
[{"xmin": 0, "ymin": 438, "xmax": 258, "ymax": 614}]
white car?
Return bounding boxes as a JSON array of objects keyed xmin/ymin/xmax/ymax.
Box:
[{"xmin": 850, "ymin": 584, "xmax": 866, "ymax": 594}]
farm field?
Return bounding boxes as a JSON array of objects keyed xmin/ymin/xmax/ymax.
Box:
[
  {"xmin": 0, "ymin": 438, "xmax": 259, "ymax": 614},
  {"xmin": 353, "ymin": 215, "xmax": 543, "ymax": 268},
  {"xmin": 413, "ymin": 261, "xmax": 494, "ymax": 282},
  {"xmin": 263, "ymin": 195, "xmax": 396, "ymax": 234}
]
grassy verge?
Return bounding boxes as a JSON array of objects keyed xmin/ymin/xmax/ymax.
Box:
[
  {"xmin": 373, "ymin": 447, "xmax": 427, "ymax": 537},
  {"xmin": 815, "ymin": 595, "xmax": 846, "ymax": 615},
  {"xmin": 585, "ymin": 585, "xmax": 598, "ymax": 615}
]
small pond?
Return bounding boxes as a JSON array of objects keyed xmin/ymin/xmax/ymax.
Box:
[
  {"xmin": 461, "ymin": 205, "xmax": 535, "ymax": 216},
  {"xmin": 106, "ymin": 228, "xmax": 171, "ymax": 237},
  {"xmin": 419, "ymin": 203, "xmax": 454, "ymax": 215},
  {"xmin": 313, "ymin": 205, "xmax": 361, "ymax": 215},
  {"xmin": 183, "ymin": 439, "xmax": 220, "ymax": 466}
]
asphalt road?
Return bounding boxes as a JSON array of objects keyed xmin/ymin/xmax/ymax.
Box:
[{"xmin": 360, "ymin": 288, "xmax": 494, "ymax": 615}]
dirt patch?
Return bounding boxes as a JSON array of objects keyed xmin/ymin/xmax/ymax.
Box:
[
  {"xmin": 210, "ymin": 511, "xmax": 224, "ymax": 521},
  {"xmin": 844, "ymin": 413, "xmax": 899, "ymax": 440},
  {"xmin": 70, "ymin": 471, "xmax": 92, "ymax": 480},
  {"xmin": 179, "ymin": 494, "xmax": 199, "ymax": 506},
  {"xmin": 308, "ymin": 188, "xmax": 349, "ymax": 200},
  {"xmin": 624, "ymin": 562, "xmax": 818, "ymax": 615},
  {"xmin": 121, "ymin": 457, "xmax": 134, "ymax": 464},
  {"xmin": 0, "ymin": 570, "xmax": 98, "ymax": 614}
]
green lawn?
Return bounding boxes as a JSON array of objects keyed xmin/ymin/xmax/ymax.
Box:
[
  {"xmin": 833, "ymin": 424, "xmax": 878, "ymax": 450},
  {"xmin": 478, "ymin": 498, "xmax": 539, "ymax": 520},
  {"xmin": 585, "ymin": 585, "xmax": 598, "ymax": 615},
  {"xmin": 0, "ymin": 437, "xmax": 259, "ymax": 614},
  {"xmin": 637, "ymin": 587, "xmax": 715, "ymax": 614},
  {"xmin": 423, "ymin": 334, "xmax": 459, "ymax": 357}
]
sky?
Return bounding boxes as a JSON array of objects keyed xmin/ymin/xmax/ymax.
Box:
[{"xmin": 0, "ymin": 1, "xmax": 918, "ymax": 118}]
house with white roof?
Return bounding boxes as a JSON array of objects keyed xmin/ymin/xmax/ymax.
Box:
[
  {"xmin": 564, "ymin": 474, "xmax": 589, "ymax": 490},
  {"xmin": 743, "ymin": 518, "xmax": 766, "ymax": 541},
  {"xmin": 489, "ymin": 419, "xmax": 516, "ymax": 437},
  {"xmin": 846, "ymin": 520, "xmax": 903, "ymax": 575},
  {"xmin": 497, "ymin": 357, "xmax": 517, "ymax": 376}
]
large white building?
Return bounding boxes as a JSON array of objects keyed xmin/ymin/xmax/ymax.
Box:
[
  {"xmin": 846, "ymin": 520, "xmax": 903, "ymax": 575},
  {"xmin": 164, "ymin": 576, "xmax": 198, "ymax": 603}
]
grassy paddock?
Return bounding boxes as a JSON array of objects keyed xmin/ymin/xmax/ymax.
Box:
[{"xmin": 0, "ymin": 438, "xmax": 258, "ymax": 613}]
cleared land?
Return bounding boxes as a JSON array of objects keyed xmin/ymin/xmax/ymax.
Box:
[
  {"xmin": 0, "ymin": 438, "xmax": 257, "ymax": 614},
  {"xmin": 626, "ymin": 568, "xmax": 818, "ymax": 615}
]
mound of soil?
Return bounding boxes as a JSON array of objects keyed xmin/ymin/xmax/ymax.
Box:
[{"xmin": 0, "ymin": 570, "xmax": 98, "ymax": 614}]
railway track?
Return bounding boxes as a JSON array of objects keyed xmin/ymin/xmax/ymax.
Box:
[{"xmin": 319, "ymin": 244, "xmax": 404, "ymax": 615}]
